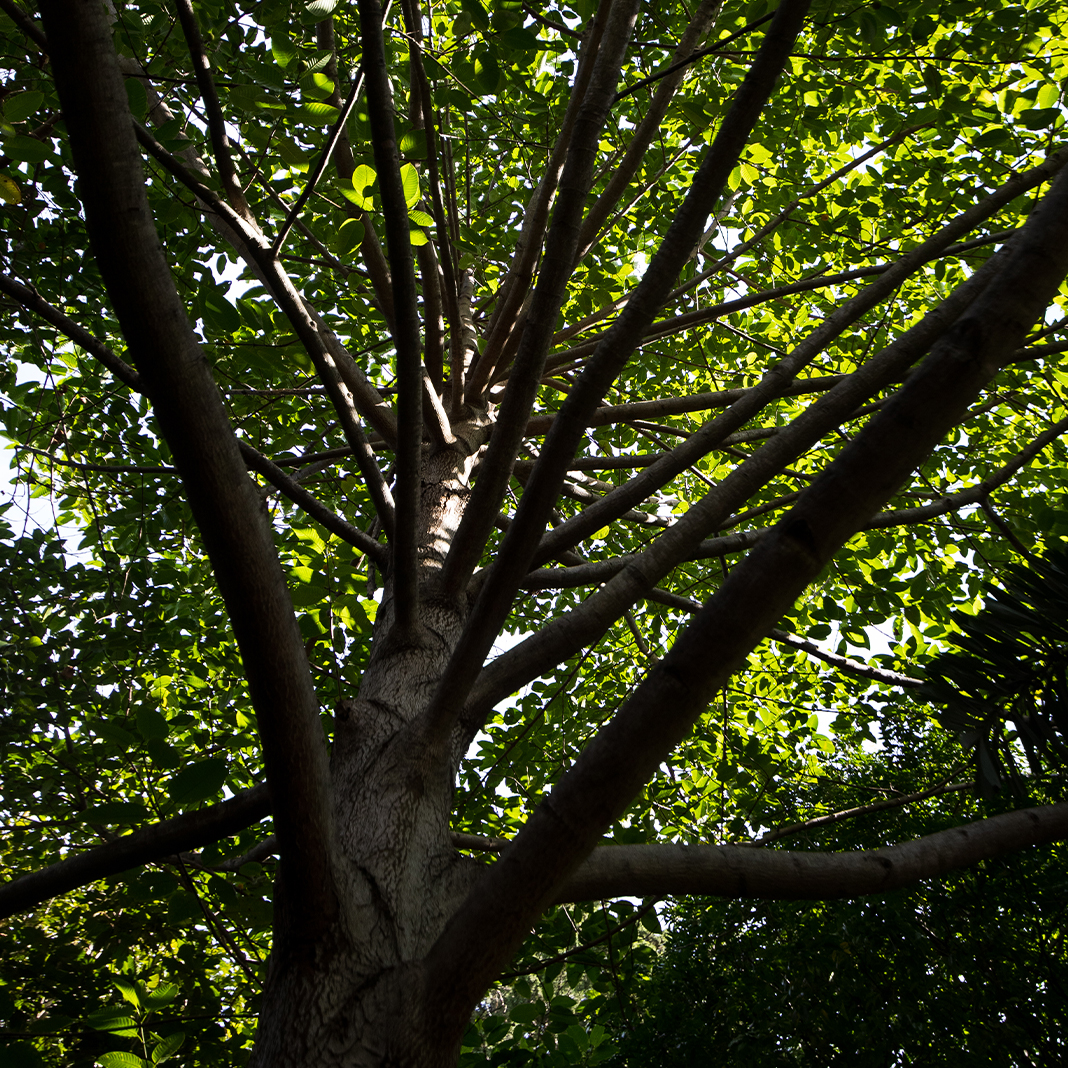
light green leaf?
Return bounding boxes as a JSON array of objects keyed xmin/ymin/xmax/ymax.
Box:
[
  {"xmin": 407, "ymin": 209, "xmax": 433, "ymax": 226},
  {"xmin": 338, "ymin": 217, "xmax": 365, "ymax": 256},
  {"xmin": 301, "ymin": 100, "xmax": 340, "ymax": 124},
  {"xmin": 341, "ymin": 163, "xmax": 377, "ymax": 209},
  {"xmin": 271, "ymin": 33, "xmax": 297, "ymax": 68},
  {"xmin": 141, "ymin": 983, "xmax": 179, "ymax": 1011},
  {"xmin": 0, "ymin": 173, "xmax": 21, "ymax": 204},
  {"xmin": 114, "ymin": 978, "xmax": 143, "ymax": 1009},
  {"xmin": 400, "ymin": 163, "xmax": 420, "ymax": 209}
]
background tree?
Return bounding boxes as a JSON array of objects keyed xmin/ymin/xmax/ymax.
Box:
[{"xmin": 2, "ymin": 0, "xmax": 1068, "ymax": 1065}]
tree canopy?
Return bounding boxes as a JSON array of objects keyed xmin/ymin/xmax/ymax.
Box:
[{"xmin": 1, "ymin": 0, "xmax": 1068, "ymax": 1064}]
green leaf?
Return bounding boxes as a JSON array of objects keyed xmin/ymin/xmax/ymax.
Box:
[
  {"xmin": 1018, "ymin": 108, "xmax": 1061, "ymax": 130},
  {"xmin": 150, "ymin": 1032, "xmax": 185, "ymax": 1064},
  {"xmin": 304, "ymin": 0, "xmax": 339, "ymax": 17},
  {"xmin": 3, "ymin": 90, "xmax": 43, "ymax": 123},
  {"xmin": 142, "ymin": 983, "xmax": 179, "ymax": 1011},
  {"xmin": 338, "ymin": 217, "xmax": 365, "ymax": 256},
  {"xmin": 168, "ymin": 757, "xmax": 228, "ymax": 807},
  {"xmin": 98, "ymin": 1054, "xmax": 148, "ymax": 1068},
  {"xmin": 459, "ymin": 0, "xmax": 490, "ymax": 32},
  {"xmin": 407, "ymin": 208, "xmax": 433, "ymax": 226},
  {"xmin": 4, "ymin": 135, "xmax": 50, "ymax": 163},
  {"xmin": 400, "ymin": 162, "xmax": 420, "ymax": 209},
  {"xmin": 200, "ymin": 285, "xmax": 242, "ymax": 335},
  {"xmin": 496, "ymin": 25, "xmax": 540, "ymax": 51},
  {"xmin": 341, "ymin": 163, "xmax": 377, "ymax": 209},
  {"xmin": 399, "ymin": 128, "xmax": 427, "ymax": 159},
  {"xmin": 271, "ymin": 33, "xmax": 297, "ymax": 68},
  {"xmin": 114, "ymin": 978, "xmax": 143, "ymax": 1009},
  {"xmin": 0, "ymin": 173, "xmax": 21, "ymax": 204},
  {"xmin": 301, "ymin": 100, "xmax": 340, "ymax": 124},
  {"xmin": 87, "ymin": 1007, "xmax": 139, "ymax": 1037},
  {"xmin": 136, "ymin": 707, "xmax": 169, "ymax": 741},
  {"xmin": 125, "ymin": 78, "xmax": 148, "ymax": 120}
]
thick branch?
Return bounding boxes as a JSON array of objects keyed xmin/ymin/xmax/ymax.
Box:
[
  {"xmin": 555, "ymin": 803, "xmax": 1068, "ymax": 901},
  {"xmin": 39, "ymin": 0, "xmax": 337, "ymax": 938},
  {"xmin": 358, "ymin": 0, "xmax": 424, "ymax": 634},
  {"xmin": 0, "ymin": 787, "xmax": 270, "ymax": 920}
]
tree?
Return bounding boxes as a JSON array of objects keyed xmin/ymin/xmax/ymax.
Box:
[
  {"xmin": 614, "ymin": 716, "xmax": 1068, "ymax": 1066},
  {"xmin": 2, "ymin": 0, "xmax": 1068, "ymax": 1063}
]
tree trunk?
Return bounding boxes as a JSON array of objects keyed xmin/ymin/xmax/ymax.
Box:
[{"xmin": 251, "ymin": 444, "xmax": 483, "ymax": 1067}]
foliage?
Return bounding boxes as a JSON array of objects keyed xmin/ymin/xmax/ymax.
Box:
[
  {"xmin": 0, "ymin": 0, "xmax": 1067, "ymax": 1063},
  {"xmin": 614, "ymin": 745, "xmax": 1068, "ymax": 1068},
  {"xmin": 924, "ymin": 546, "xmax": 1068, "ymax": 797}
]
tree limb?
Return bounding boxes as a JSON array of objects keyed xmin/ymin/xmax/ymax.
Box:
[
  {"xmin": 555, "ymin": 802, "xmax": 1068, "ymax": 901},
  {"xmin": 39, "ymin": 0, "xmax": 338, "ymax": 940},
  {"xmin": 0, "ymin": 786, "xmax": 270, "ymax": 920},
  {"xmin": 358, "ymin": 0, "xmax": 425, "ymax": 635}
]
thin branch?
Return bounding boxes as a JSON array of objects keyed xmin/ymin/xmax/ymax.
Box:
[
  {"xmin": 612, "ymin": 9, "xmax": 776, "ymax": 103},
  {"xmin": 174, "ymin": 0, "xmax": 251, "ymax": 219},
  {"xmin": 750, "ymin": 779, "xmax": 972, "ymax": 846},
  {"xmin": 239, "ymin": 443, "xmax": 389, "ymax": 565},
  {"xmin": 522, "ymin": 413, "xmax": 1068, "ymax": 600},
  {"xmin": 465, "ymin": 0, "xmax": 617, "ymax": 400},
  {"xmin": 577, "ymin": 0, "xmax": 719, "ymax": 259},
  {"xmin": 529, "ymin": 174, "xmax": 1055, "ymax": 570},
  {"xmin": 272, "ymin": 69, "xmax": 365, "ymax": 255},
  {"xmin": 768, "ymin": 628, "xmax": 922, "ymax": 687},
  {"xmin": 545, "ymin": 229, "xmax": 1015, "ymax": 377},
  {"xmin": 12, "ymin": 444, "xmax": 174, "ymax": 476}
]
